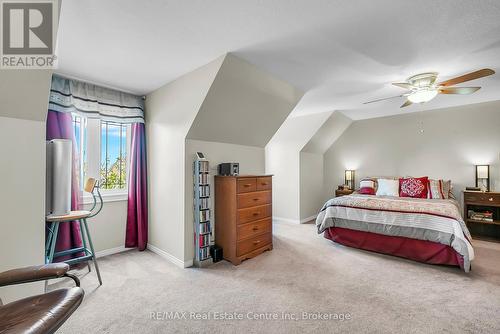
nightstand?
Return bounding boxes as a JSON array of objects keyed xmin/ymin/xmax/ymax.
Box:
[
  {"xmin": 463, "ymin": 191, "xmax": 500, "ymax": 241},
  {"xmin": 335, "ymin": 189, "xmax": 354, "ymax": 197}
]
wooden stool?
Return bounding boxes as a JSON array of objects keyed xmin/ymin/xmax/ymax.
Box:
[{"xmin": 45, "ymin": 178, "xmax": 103, "ymax": 287}]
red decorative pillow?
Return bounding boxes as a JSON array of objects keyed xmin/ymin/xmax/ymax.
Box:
[
  {"xmin": 399, "ymin": 177, "xmax": 429, "ymax": 198},
  {"xmin": 358, "ymin": 187, "xmax": 376, "ymax": 195}
]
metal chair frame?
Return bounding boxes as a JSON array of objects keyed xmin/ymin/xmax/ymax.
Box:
[{"xmin": 45, "ymin": 178, "xmax": 103, "ymax": 288}]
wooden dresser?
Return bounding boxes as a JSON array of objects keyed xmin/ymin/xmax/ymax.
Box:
[{"xmin": 214, "ymin": 175, "xmax": 273, "ymax": 265}]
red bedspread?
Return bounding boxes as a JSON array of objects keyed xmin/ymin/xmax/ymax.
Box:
[{"xmin": 324, "ymin": 227, "xmax": 463, "ymax": 269}]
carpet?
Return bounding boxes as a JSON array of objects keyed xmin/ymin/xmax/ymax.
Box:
[{"xmin": 55, "ymin": 221, "xmax": 500, "ymax": 333}]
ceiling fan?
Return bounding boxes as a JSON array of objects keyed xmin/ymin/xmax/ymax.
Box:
[{"xmin": 364, "ymin": 68, "xmax": 495, "ymax": 108}]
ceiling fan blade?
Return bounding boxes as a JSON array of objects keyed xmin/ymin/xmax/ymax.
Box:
[
  {"xmin": 392, "ymin": 82, "xmax": 412, "ymax": 89},
  {"xmin": 400, "ymin": 100, "xmax": 412, "ymax": 108},
  {"xmin": 438, "ymin": 69, "xmax": 495, "ymax": 87},
  {"xmin": 439, "ymin": 87, "xmax": 481, "ymax": 95},
  {"xmin": 363, "ymin": 95, "xmax": 405, "ymax": 104}
]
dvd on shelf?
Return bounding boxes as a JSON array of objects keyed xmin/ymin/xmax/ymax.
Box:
[
  {"xmin": 199, "ymin": 160, "xmax": 209, "ymax": 172},
  {"xmin": 199, "ymin": 197, "xmax": 209, "ymax": 210},
  {"xmin": 198, "ymin": 173, "xmax": 209, "ymax": 184},
  {"xmin": 199, "ymin": 209, "xmax": 210, "ymax": 222},
  {"xmin": 199, "ymin": 185, "xmax": 210, "ymax": 197},
  {"xmin": 199, "ymin": 221, "xmax": 211, "ymax": 234}
]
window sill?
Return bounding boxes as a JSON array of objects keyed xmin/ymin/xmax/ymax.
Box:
[{"xmin": 82, "ymin": 191, "xmax": 128, "ymax": 205}]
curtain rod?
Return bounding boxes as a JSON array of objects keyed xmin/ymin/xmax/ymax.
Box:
[{"xmin": 53, "ymin": 71, "xmax": 146, "ymax": 100}]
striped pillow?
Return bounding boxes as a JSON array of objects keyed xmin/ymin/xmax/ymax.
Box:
[
  {"xmin": 359, "ymin": 178, "xmax": 377, "ymax": 191},
  {"xmin": 428, "ymin": 179, "xmax": 452, "ymax": 199}
]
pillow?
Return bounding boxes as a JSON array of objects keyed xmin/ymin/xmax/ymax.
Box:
[
  {"xmin": 359, "ymin": 187, "xmax": 376, "ymax": 195},
  {"xmin": 399, "ymin": 177, "xmax": 429, "ymax": 198},
  {"xmin": 428, "ymin": 179, "xmax": 451, "ymax": 199},
  {"xmin": 359, "ymin": 178, "xmax": 377, "ymax": 194},
  {"xmin": 376, "ymin": 179, "xmax": 400, "ymax": 196}
]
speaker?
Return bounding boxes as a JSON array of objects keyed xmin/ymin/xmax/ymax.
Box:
[
  {"xmin": 210, "ymin": 245, "xmax": 223, "ymax": 263},
  {"xmin": 218, "ymin": 163, "xmax": 239, "ymax": 176}
]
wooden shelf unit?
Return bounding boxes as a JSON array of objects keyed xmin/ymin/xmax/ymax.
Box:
[{"xmin": 463, "ymin": 191, "xmax": 500, "ymax": 241}]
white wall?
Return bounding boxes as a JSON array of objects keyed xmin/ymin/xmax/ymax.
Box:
[
  {"xmin": 146, "ymin": 56, "xmax": 224, "ymax": 265},
  {"xmin": 184, "ymin": 139, "xmax": 265, "ymax": 259},
  {"xmin": 298, "ymin": 111, "xmax": 352, "ymax": 221},
  {"xmin": 0, "ymin": 117, "xmax": 47, "ymax": 303},
  {"xmin": 266, "ymin": 111, "xmax": 332, "ymax": 223},
  {"xmin": 83, "ymin": 200, "xmax": 127, "ymax": 253},
  {"xmin": 0, "ymin": 71, "xmax": 53, "ymax": 303},
  {"xmin": 323, "ymin": 101, "xmax": 500, "ymax": 202},
  {"xmin": 299, "ymin": 152, "xmax": 324, "ymax": 221},
  {"xmin": 265, "ymin": 144, "xmax": 300, "ymax": 222}
]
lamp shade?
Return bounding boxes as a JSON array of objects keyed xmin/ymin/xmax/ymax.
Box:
[
  {"xmin": 344, "ymin": 170, "xmax": 355, "ymax": 190},
  {"xmin": 475, "ymin": 165, "xmax": 490, "ymax": 192},
  {"xmin": 477, "ymin": 165, "xmax": 489, "ymax": 179}
]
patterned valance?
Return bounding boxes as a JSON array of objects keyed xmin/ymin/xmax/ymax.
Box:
[{"xmin": 48, "ymin": 75, "xmax": 144, "ymax": 124}]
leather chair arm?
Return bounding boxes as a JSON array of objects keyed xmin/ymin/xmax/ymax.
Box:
[{"xmin": 0, "ymin": 264, "xmax": 79, "ymax": 287}]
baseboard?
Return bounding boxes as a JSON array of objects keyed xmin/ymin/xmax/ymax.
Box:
[
  {"xmin": 274, "ymin": 215, "xmax": 317, "ymax": 225},
  {"xmin": 300, "ymin": 214, "xmax": 317, "ymax": 224},
  {"xmin": 273, "ymin": 216, "xmax": 301, "ymax": 224},
  {"xmin": 95, "ymin": 246, "xmax": 129, "ymax": 258},
  {"xmin": 147, "ymin": 244, "xmax": 193, "ymax": 268}
]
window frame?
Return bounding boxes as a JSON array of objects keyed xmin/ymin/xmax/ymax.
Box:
[
  {"xmin": 99, "ymin": 120, "xmax": 131, "ymax": 192},
  {"xmin": 72, "ymin": 115, "xmax": 131, "ymax": 204}
]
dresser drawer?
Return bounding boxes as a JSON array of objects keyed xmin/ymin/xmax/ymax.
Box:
[
  {"xmin": 464, "ymin": 192, "xmax": 500, "ymax": 205},
  {"xmin": 237, "ymin": 217, "xmax": 272, "ymax": 241},
  {"xmin": 237, "ymin": 178, "xmax": 256, "ymax": 193},
  {"xmin": 237, "ymin": 204, "xmax": 272, "ymax": 224},
  {"xmin": 237, "ymin": 190, "xmax": 271, "ymax": 209},
  {"xmin": 256, "ymin": 177, "xmax": 272, "ymax": 191},
  {"xmin": 236, "ymin": 232, "xmax": 272, "ymax": 256}
]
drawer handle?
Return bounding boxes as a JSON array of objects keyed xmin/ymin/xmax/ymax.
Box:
[
  {"xmin": 261, "ymin": 182, "xmax": 268, "ymax": 186},
  {"xmin": 253, "ymin": 198, "xmax": 259, "ymax": 201},
  {"xmin": 489, "ymin": 198, "xmax": 494, "ymax": 202},
  {"xmin": 252, "ymin": 213, "xmax": 259, "ymax": 216},
  {"xmin": 253, "ymin": 240, "xmax": 261, "ymax": 245},
  {"xmin": 244, "ymin": 184, "xmax": 252, "ymax": 187},
  {"xmin": 252, "ymin": 226, "xmax": 259, "ymax": 231}
]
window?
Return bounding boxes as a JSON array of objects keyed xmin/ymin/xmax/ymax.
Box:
[
  {"xmin": 100, "ymin": 121, "xmax": 128, "ymax": 190},
  {"xmin": 71, "ymin": 114, "xmax": 130, "ymax": 196}
]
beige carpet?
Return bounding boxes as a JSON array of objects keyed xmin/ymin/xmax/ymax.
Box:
[{"xmin": 55, "ymin": 222, "xmax": 500, "ymax": 333}]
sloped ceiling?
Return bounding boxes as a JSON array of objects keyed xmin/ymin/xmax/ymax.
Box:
[
  {"xmin": 267, "ymin": 111, "xmax": 333, "ymax": 151},
  {"xmin": 0, "ymin": 71, "xmax": 52, "ymax": 122},
  {"xmin": 302, "ymin": 112, "xmax": 353, "ymax": 154},
  {"xmin": 146, "ymin": 56, "xmax": 225, "ymax": 134},
  {"xmin": 57, "ymin": 0, "xmax": 500, "ymax": 120},
  {"xmin": 186, "ymin": 54, "xmax": 303, "ymax": 147}
]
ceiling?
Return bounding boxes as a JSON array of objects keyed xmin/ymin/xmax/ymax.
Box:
[{"xmin": 56, "ymin": 0, "xmax": 500, "ymax": 120}]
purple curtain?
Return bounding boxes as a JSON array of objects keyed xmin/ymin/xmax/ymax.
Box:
[
  {"xmin": 125, "ymin": 123, "xmax": 148, "ymax": 250},
  {"xmin": 46, "ymin": 110, "xmax": 84, "ymax": 261}
]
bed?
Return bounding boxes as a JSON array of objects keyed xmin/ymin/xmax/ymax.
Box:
[{"xmin": 316, "ymin": 193, "xmax": 474, "ymax": 272}]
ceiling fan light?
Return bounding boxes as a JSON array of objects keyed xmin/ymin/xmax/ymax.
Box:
[{"xmin": 407, "ymin": 89, "xmax": 438, "ymax": 103}]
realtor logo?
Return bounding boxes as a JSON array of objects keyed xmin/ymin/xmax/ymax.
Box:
[{"xmin": 1, "ymin": 0, "xmax": 57, "ymax": 69}]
